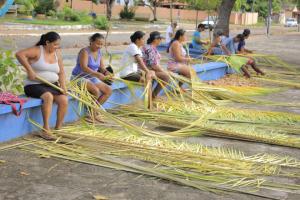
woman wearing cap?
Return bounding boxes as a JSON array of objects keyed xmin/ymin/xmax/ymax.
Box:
[
  {"xmin": 167, "ymin": 29, "xmax": 192, "ymax": 88},
  {"xmin": 142, "ymin": 31, "xmax": 170, "ymax": 99},
  {"xmin": 71, "ymin": 33, "xmax": 112, "ymax": 121},
  {"xmin": 16, "ymin": 32, "xmax": 68, "ymax": 140},
  {"xmin": 119, "ymin": 31, "xmax": 156, "ymax": 83}
]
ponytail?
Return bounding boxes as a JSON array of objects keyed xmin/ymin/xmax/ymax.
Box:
[
  {"xmin": 166, "ymin": 29, "xmax": 186, "ymax": 53},
  {"xmin": 36, "ymin": 31, "xmax": 60, "ymax": 46}
]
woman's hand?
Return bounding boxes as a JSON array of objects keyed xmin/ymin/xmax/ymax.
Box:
[
  {"xmin": 96, "ymin": 72, "xmax": 105, "ymax": 81},
  {"xmin": 146, "ymin": 70, "xmax": 156, "ymax": 80},
  {"xmin": 61, "ymin": 84, "xmax": 68, "ymax": 95},
  {"xmin": 28, "ymin": 70, "xmax": 37, "ymax": 81},
  {"xmin": 104, "ymin": 73, "xmax": 114, "ymax": 81}
]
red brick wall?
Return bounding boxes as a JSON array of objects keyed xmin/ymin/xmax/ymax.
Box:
[
  {"xmin": 57, "ymin": 0, "xmax": 212, "ymax": 21},
  {"xmin": 56, "ymin": 0, "xmax": 257, "ymax": 24}
]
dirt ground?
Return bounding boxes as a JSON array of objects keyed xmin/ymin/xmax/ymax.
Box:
[{"xmin": 0, "ymin": 23, "xmax": 300, "ymax": 200}]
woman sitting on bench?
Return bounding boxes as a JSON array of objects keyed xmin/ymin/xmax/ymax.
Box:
[
  {"xmin": 167, "ymin": 29, "xmax": 193, "ymax": 90},
  {"xmin": 71, "ymin": 33, "xmax": 112, "ymax": 122},
  {"xmin": 16, "ymin": 32, "xmax": 68, "ymax": 140},
  {"xmin": 142, "ymin": 31, "xmax": 170, "ymax": 99}
]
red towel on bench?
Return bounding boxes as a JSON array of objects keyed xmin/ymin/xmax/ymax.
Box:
[{"xmin": 0, "ymin": 92, "xmax": 27, "ymax": 116}]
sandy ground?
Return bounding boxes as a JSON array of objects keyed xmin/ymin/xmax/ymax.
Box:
[{"xmin": 0, "ymin": 23, "xmax": 300, "ymax": 200}]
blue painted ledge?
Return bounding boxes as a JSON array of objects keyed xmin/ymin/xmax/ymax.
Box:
[{"xmin": 0, "ymin": 62, "xmax": 228, "ymax": 142}]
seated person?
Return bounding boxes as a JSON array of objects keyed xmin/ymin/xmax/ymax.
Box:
[
  {"xmin": 191, "ymin": 24, "xmax": 209, "ymax": 53},
  {"xmin": 16, "ymin": 32, "xmax": 68, "ymax": 140},
  {"xmin": 207, "ymin": 31, "xmax": 226, "ymax": 55},
  {"xmin": 237, "ymin": 29, "xmax": 253, "ymax": 54},
  {"xmin": 142, "ymin": 31, "xmax": 170, "ymax": 99},
  {"xmin": 167, "ymin": 29, "xmax": 193, "ymax": 89},
  {"xmin": 119, "ymin": 31, "xmax": 156, "ymax": 83},
  {"xmin": 165, "ymin": 21, "xmax": 178, "ymax": 44},
  {"xmin": 222, "ymin": 34, "xmax": 265, "ymax": 78},
  {"xmin": 71, "ymin": 33, "xmax": 112, "ymax": 121}
]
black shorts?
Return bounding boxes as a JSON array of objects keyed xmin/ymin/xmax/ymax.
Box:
[
  {"xmin": 121, "ymin": 71, "xmax": 143, "ymax": 82},
  {"xmin": 24, "ymin": 83, "xmax": 63, "ymax": 98}
]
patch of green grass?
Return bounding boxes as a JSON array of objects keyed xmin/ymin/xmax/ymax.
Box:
[{"xmin": 0, "ymin": 17, "xmax": 93, "ymax": 26}]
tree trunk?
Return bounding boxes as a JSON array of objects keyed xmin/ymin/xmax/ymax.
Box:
[
  {"xmin": 153, "ymin": 1, "xmax": 157, "ymax": 21},
  {"xmin": 106, "ymin": 0, "xmax": 115, "ymax": 20},
  {"xmin": 170, "ymin": 0, "xmax": 173, "ymax": 23},
  {"xmin": 195, "ymin": 10, "xmax": 199, "ymax": 29},
  {"xmin": 214, "ymin": 0, "xmax": 236, "ymax": 36},
  {"xmin": 266, "ymin": 0, "xmax": 272, "ymax": 37}
]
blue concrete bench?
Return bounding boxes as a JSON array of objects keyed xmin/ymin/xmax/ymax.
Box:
[{"xmin": 0, "ymin": 62, "xmax": 228, "ymax": 142}]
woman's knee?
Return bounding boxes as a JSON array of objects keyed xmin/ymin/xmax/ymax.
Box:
[
  {"xmin": 41, "ymin": 92, "xmax": 54, "ymax": 103},
  {"xmin": 56, "ymin": 95, "xmax": 68, "ymax": 107},
  {"xmin": 179, "ymin": 66, "xmax": 191, "ymax": 78},
  {"xmin": 103, "ymin": 85, "xmax": 112, "ymax": 96},
  {"xmin": 156, "ymin": 72, "xmax": 170, "ymax": 82},
  {"xmin": 87, "ymin": 83, "xmax": 100, "ymax": 97}
]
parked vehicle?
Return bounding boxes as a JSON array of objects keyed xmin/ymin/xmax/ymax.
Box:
[
  {"xmin": 285, "ymin": 18, "xmax": 298, "ymax": 27},
  {"xmin": 201, "ymin": 16, "xmax": 218, "ymax": 30}
]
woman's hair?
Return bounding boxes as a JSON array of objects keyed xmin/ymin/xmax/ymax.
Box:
[
  {"xmin": 243, "ymin": 29, "xmax": 251, "ymax": 37},
  {"xmin": 130, "ymin": 31, "xmax": 145, "ymax": 43},
  {"xmin": 36, "ymin": 31, "xmax": 61, "ymax": 46},
  {"xmin": 167, "ymin": 29, "xmax": 186, "ymax": 53},
  {"xmin": 147, "ymin": 31, "xmax": 162, "ymax": 44},
  {"xmin": 89, "ymin": 33, "xmax": 104, "ymax": 43},
  {"xmin": 236, "ymin": 34, "xmax": 245, "ymax": 42}
]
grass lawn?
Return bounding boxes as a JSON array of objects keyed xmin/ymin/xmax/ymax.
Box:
[{"xmin": 0, "ymin": 16, "xmax": 93, "ymax": 26}]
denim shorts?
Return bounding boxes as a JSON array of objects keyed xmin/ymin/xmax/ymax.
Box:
[{"xmin": 70, "ymin": 75, "xmax": 102, "ymax": 85}]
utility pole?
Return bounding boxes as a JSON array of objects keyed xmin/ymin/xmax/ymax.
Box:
[{"xmin": 267, "ymin": 0, "xmax": 272, "ymax": 37}]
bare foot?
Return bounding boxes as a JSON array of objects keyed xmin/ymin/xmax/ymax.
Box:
[
  {"xmin": 38, "ymin": 130, "xmax": 57, "ymax": 141},
  {"xmin": 85, "ymin": 115, "xmax": 104, "ymax": 124},
  {"xmin": 244, "ymin": 73, "xmax": 251, "ymax": 79}
]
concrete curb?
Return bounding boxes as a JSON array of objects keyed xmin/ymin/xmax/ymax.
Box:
[{"xmin": 3, "ymin": 22, "xmax": 93, "ymax": 30}]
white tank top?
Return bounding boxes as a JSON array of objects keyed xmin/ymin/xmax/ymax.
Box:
[{"xmin": 24, "ymin": 45, "xmax": 60, "ymax": 85}]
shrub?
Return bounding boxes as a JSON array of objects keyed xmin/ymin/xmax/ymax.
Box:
[
  {"xmin": 0, "ymin": 50, "xmax": 24, "ymax": 94},
  {"xmin": 34, "ymin": 0, "xmax": 55, "ymax": 14},
  {"xmin": 94, "ymin": 16, "xmax": 110, "ymax": 30},
  {"xmin": 119, "ymin": 6, "xmax": 135, "ymax": 20},
  {"xmin": 47, "ymin": 10, "xmax": 57, "ymax": 18},
  {"xmin": 15, "ymin": 0, "xmax": 35, "ymax": 15},
  {"xmin": 57, "ymin": 7, "xmax": 92, "ymax": 22}
]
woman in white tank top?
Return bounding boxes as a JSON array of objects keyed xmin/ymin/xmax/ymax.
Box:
[{"xmin": 16, "ymin": 32, "xmax": 68, "ymax": 140}]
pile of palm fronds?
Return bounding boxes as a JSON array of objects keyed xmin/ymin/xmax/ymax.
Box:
[
  {"xmin": 27, "ymin": 62, "xmax": 300, "ymax": 199},
  {"xmin": 203, "ymin": 54, "xmax": 300, "ymax": 89},
  {"xmin": 111, "ymin": 98, "xmax": 300, "ymax": 148},
  {"xmin": 18, "ymin": 123, "xmax": 300, "ymax": 199}
]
